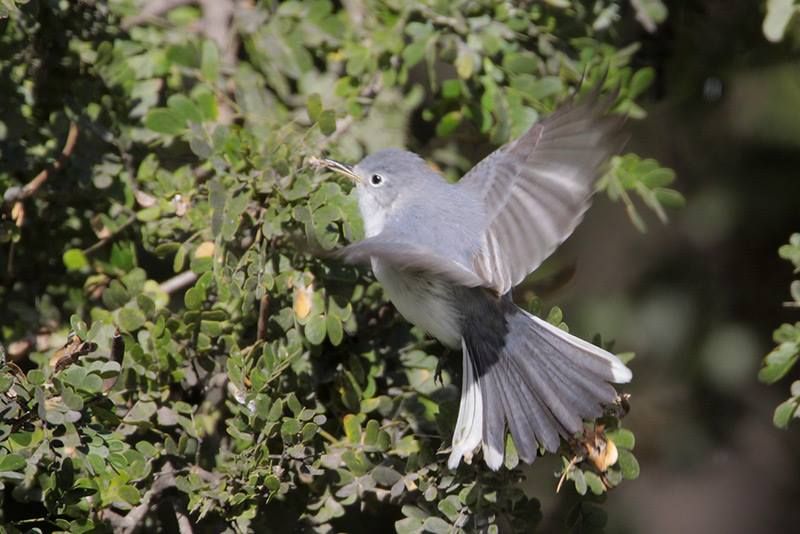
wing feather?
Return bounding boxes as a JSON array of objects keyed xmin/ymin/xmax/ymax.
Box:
[
  {"xmin": 332, "ymin": 236, "xmax": 485, "ymax": 288},
  {"xmin": 459, "ymin": 85, "xmax": 623, "ymax": 294}
]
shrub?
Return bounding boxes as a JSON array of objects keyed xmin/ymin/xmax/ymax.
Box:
[{"xmin": 0, "ymin": 1, "xmax": 675, "ymax": 531}]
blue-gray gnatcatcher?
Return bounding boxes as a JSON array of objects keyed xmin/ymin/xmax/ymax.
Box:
[{"xmin": 313, "ymin": 88, "xmax": 631, "ymax": 470}]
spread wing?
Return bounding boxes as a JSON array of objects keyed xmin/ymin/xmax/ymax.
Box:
[
  {"xmin": 332, "ymin": 236, "xmax": 485, "ymax": 288},
  {"xmin": 458, "ymin": 86, "xmax": 624, "ymax": 295}
]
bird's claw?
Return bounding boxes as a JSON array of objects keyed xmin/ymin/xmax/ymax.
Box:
[{"xmin": 434, "ymin": 351, "xmax": 449, "ymax": 385}]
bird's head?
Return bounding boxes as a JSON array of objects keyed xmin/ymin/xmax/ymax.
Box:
[{"xmin": 314, "ymin": 148, "xmax": 445, "ymax": 236}]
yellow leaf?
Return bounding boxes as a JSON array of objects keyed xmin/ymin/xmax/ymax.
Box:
[
  {"xmin": 195, "ymin": 241, "xmax": 215, "ymax": 258},
  {"xmin": 293, "ymin": 282, "xmax": 314, "ymax": 319}
]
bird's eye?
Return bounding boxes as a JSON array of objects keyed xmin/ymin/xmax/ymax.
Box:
[{"xmin": 370, "ymin": 174, "xmax": 384, "ymax": 186}]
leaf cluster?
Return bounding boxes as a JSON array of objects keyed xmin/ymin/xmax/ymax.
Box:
[
  {"xmin": 0, "ymin": 1, "xmax": 672, "ymax": 531},
  {"xmin": 759, "ymin": 233, "xmax": 800, "ymax": 429}
]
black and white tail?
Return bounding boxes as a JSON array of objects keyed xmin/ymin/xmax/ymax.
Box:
[{"xmin": 448, "ymin": 308, "xmax": 631, "ymax": 470}]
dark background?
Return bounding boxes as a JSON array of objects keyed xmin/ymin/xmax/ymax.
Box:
[{"xmin": 525, "ymin": 2, "xmax": 800, "ymax": 532}]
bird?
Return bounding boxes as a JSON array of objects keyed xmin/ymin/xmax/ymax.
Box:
[{"xmin": 312, "ymin": 84, "xmax": 632, "ymax": 470}]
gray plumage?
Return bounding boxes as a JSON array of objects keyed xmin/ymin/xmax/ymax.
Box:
[{"xmin": 316, "ymin": 85, "xmax": 631, "ymax": 470}]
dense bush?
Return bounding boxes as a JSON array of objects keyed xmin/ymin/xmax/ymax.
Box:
[{"xmin": 0, "ymin": 1, "xmax": 677, "ymax": 531}]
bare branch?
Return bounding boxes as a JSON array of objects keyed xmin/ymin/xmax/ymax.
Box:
[
  {"xmin": 257, "ymin": 294, "xmax": 270, "ymax": 341},
  {"xmin": 160, "ymin": 271, "xmax": 199, "ymax": 294},
  {"xmin": 4, "ymin": 122, "xmax": 79, "ymax": 204},
  {"xmin": 82, "ymin": 216, "xmax": 137, "ymax": 256}
]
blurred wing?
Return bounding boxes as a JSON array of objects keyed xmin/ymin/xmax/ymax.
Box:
[
  {"xmin": 333, "ymin": 236, "xmax": 485, "ymax": 288},
  {"xmin": 458, "ymin": 86, "xmax": 623, "ymax": 295}
]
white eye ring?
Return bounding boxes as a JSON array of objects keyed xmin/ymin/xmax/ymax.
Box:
[{"xmin": 370, "ymin": 174, "xmax": 384, "ymax": 186}]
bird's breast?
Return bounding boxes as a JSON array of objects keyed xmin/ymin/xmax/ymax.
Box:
[{"xmin": 371, "ymin": 259, "xmax": 462, "ymax": 349}]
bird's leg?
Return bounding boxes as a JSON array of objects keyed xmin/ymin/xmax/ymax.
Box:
[{"xmin": 434, "ymin": 348, "xmax": 451, "ymax": 385}]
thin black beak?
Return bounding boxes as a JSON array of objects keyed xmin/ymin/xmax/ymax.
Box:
[{"xmin": 313, "ymin": 157, "xmax": 361, "ymax": 184}]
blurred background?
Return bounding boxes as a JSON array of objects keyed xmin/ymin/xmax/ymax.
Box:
[{"xmin": 527, "ymin": 2, "xmax": 800, "ymax": 532}]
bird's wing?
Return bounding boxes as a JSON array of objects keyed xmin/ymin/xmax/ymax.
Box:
[
  {"xmin": 333, "ymin": 235, "xmax": 486, "ymax": 288},
  {"xmin": 457, "ymin": 85, "xmax": 623, "ymax": 295}
]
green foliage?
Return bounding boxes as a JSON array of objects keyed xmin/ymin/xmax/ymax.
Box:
[
  {"xmin": 763, "ymin": 0, "xmax": 800, "ymax": 42},
  {"xmin": 597, "ymin": 154, "xmax": 684, "ymax": 233},
  {"xmin": 0, "ymin": 1, "xmax": 670, "ymax": 531},
  {"xmin": 759, "ymin": 233, "xmax": 800, "ymax": 429}
]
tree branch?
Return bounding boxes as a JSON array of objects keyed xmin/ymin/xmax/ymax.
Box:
[
  {"xmin": 160, "ymin": 271, "xmax": 198, "ymax": 294},
  {"xmin": 256, "ymin": 294, "xmax": 270, "ymax": 341},
  {"xmin": 4, "ymin": 122, "xmax": 79, "ymax": 204}
]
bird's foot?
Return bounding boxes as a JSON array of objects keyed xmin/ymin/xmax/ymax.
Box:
[{"xmin": 434, "ymin": 350, "xmax": 450, "ymax": 385}]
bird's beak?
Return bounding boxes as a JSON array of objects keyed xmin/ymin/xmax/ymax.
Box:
[{"xmin": 315, "ymin": 158, "xmax": 361, "ymax": 184}]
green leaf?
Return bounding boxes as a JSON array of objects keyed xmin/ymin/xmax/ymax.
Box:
[
  {"xmin": 606, "ymin": 428, "xmax": 635, "ymax": 450},
  {"xmin": 0, "ymin": 454, "xmax": 27, "ymax": 472},
  {"xmin": 144, "ymin": 108, "xmax": 185, "ymax": 135},
  {"xmin": 167, "ymin": 94, "xmax": 203, "ymax": 124},
  {"xmin": 265, "ymin": 475, "xmax": 280, "ymax": 492},
  {"xmin": 201, "ymin": 40, "xmax": 220, "ymax": 80},
  {"xmin": 325, "ymin": 314, "xmax": 343, "ymax": 346},
  {"xmin": 173, "ymin": 244, "xmax": 188, "ymax": 273},
  {"xmin": 422, "ymin": 517, "xmax": 451, "ymax": 534},
  {"xmin": 654, "ymin": 188, "xmax": 686, "ymax": 208},
  {"xmin": 504, "ymin": 434, "xmax": 519, "ymax": 469},
  {"xmin": 584, "ymin": 471, "xmax": 606, "ymax": 495},
  {"xmin": 319, "ymin": 110, "xmax": 337, "ymax": 135},
  {"xmin": 118, "ymin": 485, "xmax": 141, "ymax": 505},
  {"xmin": 118, "ymin": 307, "xmax": 146, "ymax": 332},
  {"xmin": 629, "ymin": 67, "xmax": 655, "ymax": 98},
  {"xmin": 455, "ymin": 48, "xmax": 475, "ymax": 79},
  {"xmin": 364, "ymin": 419, "xmax": 380, "ymax": 446},
  {"xmin": 436, "ymin": 111, "xmax": 461, "ymax": 137},
  {"xmin": 630, "ymin": 0, "xmax": 668, "ymax": 32},
  {"xmin": 617, "ymin": 449, "xmax": 640, "ymax": 479},
  {"xmin": 136, "ymin": 206, "xmax": 161, "ymax": 222},
  {"xmin": 343, "ymin": 413, "xmax": 363, "ymax": 443},
  {"xmin": 103, "ymin": 280, "xmax": 130, "ymax": 309},
  {"xmin": 773, "ymin": 397, "xmax": 800, "ymax": 429},
  {"xmin": 763, "ymin": 0, "xmax": 800, "ymax": 42},
  {"xmin": 571, "ymin": 467, "xmax": 587, "ymax": 495},
  {"xmin": 63, "ymin": 248, "xmax": 88, "ymax": 271},
  {"xmin": 27, "ymin": 369, "xmax": 45, "ymax": 386},
  {"xmin": 184, "ymin": 287, "xmax": 205, "ymax": 310},
  {"xmin": 305, "ymin": 314, "xmax": 327, "ymax": 345},
  {"xmin": 395, "ymin": 517, "xmax": 423, "ymax": 534},
  {"xmin": 442, "ymin": 79, "xmax": 461, "ymax": 99},
  {"xmin": 502, "ymin": 51, "xmax": 538, "ymax": 74},
  {"xmin": 759, "ymin": 342, "xmax": 799, "ymax": 384},
  {"xmin": 200, "ymin": 320, "xmax": 223, "ymax": 337},
  {"xmin": 194, "ymin": 89, "xmax": 218, "ymax": 120},
  {"xmin": 639, "ymin": 167, "xmax": 675, "ymax": 188},
  {"xmin": 61, "ymin": 387, "xmax": 84, "ymax": 411},
  {"xmin": 81, "ymin": 373, "xmax": 104, "ymax": 393},
  {"xmin": 307, "ymin": 93, "xmax": 323, "ymax": 122}
]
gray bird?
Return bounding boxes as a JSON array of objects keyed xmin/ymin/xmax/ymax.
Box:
[{"xmin": 314, "ymin": 88, "xmax": 631, "ymax": 470}]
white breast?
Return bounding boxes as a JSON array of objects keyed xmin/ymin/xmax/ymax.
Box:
[{"xmin": 372, "ymin": 259, "xmax": 462, "ymax": 349}]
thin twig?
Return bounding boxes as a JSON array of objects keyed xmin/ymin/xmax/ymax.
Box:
[
  {"xmin": 6, "ymin": 122, "xmax": 79, "ymax": 203},
  {"xmin": 160, "ymin": 271, "xmax": 199, "ymax": 294},
  {"xmin": 82, "ymin": 216, "xmax": 137, "ymax": 256},
  {"xmin": 172, "ymin": 498, "xmax": 194, "ymax": 534},
  {"xmin": 256, "ymin": 294, "xmax": 270, "ymax": 341}
]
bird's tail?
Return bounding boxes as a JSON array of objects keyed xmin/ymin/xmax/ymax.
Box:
[{"xmin": 448, "ymin": 307, "xmax": 632, "ymax": 470}]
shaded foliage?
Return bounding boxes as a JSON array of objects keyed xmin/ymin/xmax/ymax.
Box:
[{"xmin": 0, "ymin": 1, "xmax": 675, "ymax": 532}]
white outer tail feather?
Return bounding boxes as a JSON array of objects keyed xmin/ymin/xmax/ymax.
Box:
[
  {"xmin": 447, "ymin": 340, "xmax": 484, "ymax": 469},
  {"xmin": 447, "ymin": 319, "xmax": 632, "ymax": 470},
  {"xmin": 524, "ymin": 311, "xmax": 633, "ymax": 384}
]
